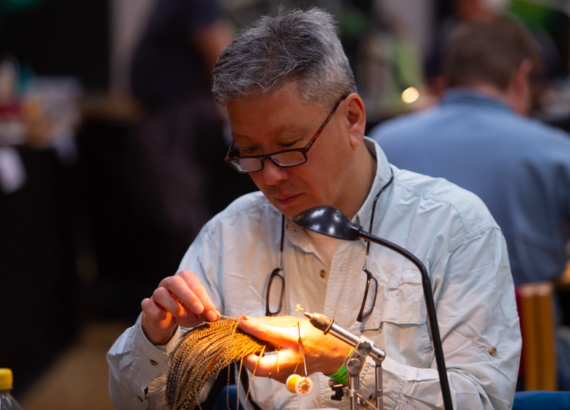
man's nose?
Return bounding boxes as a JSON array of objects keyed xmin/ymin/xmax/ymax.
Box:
[{"xmin": 262, "ymin": 159, "xmax": 288, "ymax": 185}]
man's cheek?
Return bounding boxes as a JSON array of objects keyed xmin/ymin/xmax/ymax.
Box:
[{"xmin": 250, "ymin": 174, "xmax": 268, "ymax": 193}]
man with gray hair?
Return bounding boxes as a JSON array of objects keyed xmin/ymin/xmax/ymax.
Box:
[{"xmin": 108, "ymin": 8, "xmax": 520, "ymax": 409}]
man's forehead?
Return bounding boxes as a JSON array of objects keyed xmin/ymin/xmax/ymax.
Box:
[
  {"xmin": 228, "ymin": 91, "xmax": 323, "ymax": 142},
  {"xmin": 231, "ymin": 122, "xmax": 310, "ymax": 142},
  {"xmin": 227, "ymin": 82, "xmax": 327, "ymax": 116}
]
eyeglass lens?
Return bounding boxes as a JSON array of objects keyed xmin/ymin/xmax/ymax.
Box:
[
  {"xmin": 231, "ymin": 150, "xmax": 307, "ymax": 173},
  {"xmin": 266, "ymin": 267, "xmax": 285, "ymax": 316}
]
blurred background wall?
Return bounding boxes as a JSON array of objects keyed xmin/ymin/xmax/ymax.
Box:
[{"xmin": 0, "ymin": 0, "xmax": 568, "ymax": 409}]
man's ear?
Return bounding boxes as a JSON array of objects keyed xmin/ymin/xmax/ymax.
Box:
[
  {"xmin": 343, "ymin": 93, "xmax": 366, "ymax": 147},
  {"xmin": 509, "ymin": 59, "xmax": 533, "ymax": 115}
]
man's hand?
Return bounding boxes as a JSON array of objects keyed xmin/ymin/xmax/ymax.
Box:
[
  {"xmin": 238, "ymin": 316, "xmax": 351, "ymax": 384},
  {"xmin": 141, "ymin": 270, "xmax": 220, "ymax": 345}
]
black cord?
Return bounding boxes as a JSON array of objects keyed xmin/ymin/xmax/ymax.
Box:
[{"xmin": 365, "ymin": 168, "xmax": 395, "ymax": 257}]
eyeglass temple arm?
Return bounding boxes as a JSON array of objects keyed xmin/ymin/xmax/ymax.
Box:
[
  {"xmin": 351, "ymin": 226, "xmax": 453, "ymax": 410},
  {"xmin": 304, "ymin": 96, "xmax": 347, "ymax": 152},
  {"xmin": 279, "ymin": 215, "xmax": 285, "ymax": 269},
  {"xmin": 224, "ymin": 140, "xmax": 239, "ymax": 163}
]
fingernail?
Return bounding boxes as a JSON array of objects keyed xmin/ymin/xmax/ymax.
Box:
[
  {"xmin": 206, "ymin": 310, "xmax": 217, "ymax": 321},
  {"xmin": 192, "ymin": 302, "xmax": 204, "ymax": 314}
]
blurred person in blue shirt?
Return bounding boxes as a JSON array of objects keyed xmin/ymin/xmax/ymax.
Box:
[{"xmin": 371, "ymin": 17, "xmax": 570, "ymax": 287}]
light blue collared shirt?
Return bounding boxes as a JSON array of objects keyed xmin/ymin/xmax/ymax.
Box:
[
  {"xmin": 107, "ymin": 139, "xmax": 520, "ymax": 410},
  {"xmin": 370, "ymin": 89, "xmax": 570, "ymax": 286}
]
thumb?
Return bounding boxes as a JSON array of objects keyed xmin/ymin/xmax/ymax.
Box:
[{"xmin": 238, "ymin": 317, "xmax": 299, "ymax": 346}]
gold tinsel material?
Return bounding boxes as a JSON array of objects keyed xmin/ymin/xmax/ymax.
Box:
[{"xmin": 166, "ymin": 316, "xmax": 269, "ymax": 410}]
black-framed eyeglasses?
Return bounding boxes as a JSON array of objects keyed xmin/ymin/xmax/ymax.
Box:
[
  {"xmin": 358, "ymin": 253, "xmax": 378, "ymax": 322},
  {"xmin": 225, "ymin": 96, "xmax": 348, "ymax": 174},
  {"xmin": 357, "ymin": 170, "xmax": 394, "ymax": 322},
  {"xmin": 266, "ymin": 215, "xmax": 286, "ymax": 316}
]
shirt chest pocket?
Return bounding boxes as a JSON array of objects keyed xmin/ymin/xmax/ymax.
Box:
[{"xmin": 361, "ymin": 269, "xmax": 427, "ymax": 331}]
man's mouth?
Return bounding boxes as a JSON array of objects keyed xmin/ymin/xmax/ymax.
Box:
[{"xmin": 274, "ymin": 194, "xmax": 300, "ymax": 206}]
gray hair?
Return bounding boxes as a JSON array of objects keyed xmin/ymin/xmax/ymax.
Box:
[{"xmin": 212, "ymin": 8, "xmax": 356, "ymax": 111}]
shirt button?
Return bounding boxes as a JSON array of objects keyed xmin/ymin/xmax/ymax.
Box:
[
  {"xmin": 138, "ymin": 396, "xmax": 143, "ymax": 402},
  {"xmin": 489, "ymin": 347, "xmax": 497, "ymax": 356},
  {"xmin": 150, "ymin": 359, "xmax": 158, "ymax": 366},
  {"xmin": 319, "ymin": 270, "xmax": 327, "ymax": 278}
]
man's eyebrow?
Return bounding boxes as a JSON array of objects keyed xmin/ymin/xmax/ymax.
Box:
[{"xmin": 273, "ymin": 124, "xmax": 302, "ymax": 136}]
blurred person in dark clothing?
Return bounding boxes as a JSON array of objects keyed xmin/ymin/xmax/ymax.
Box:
[
  {"xmin": 370, "ymin": 18, "xmax": 570, "ymax": 288},
  {"xmin": 127, "ymin": 0, "xmax": 243, "ymax": 278},
  {"xmin": 130, "ymin": 0, "xmax": 232, "ymax": 108}
]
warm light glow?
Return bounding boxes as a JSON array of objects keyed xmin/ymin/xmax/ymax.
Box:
[{"xmin": 402, "ymin": 87, "xmax": 420, "ymax": 104}]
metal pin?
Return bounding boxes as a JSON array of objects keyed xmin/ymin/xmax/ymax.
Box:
[{"xmin": 298, "ymin": 322, "xmax": 308, "ymax": 378}]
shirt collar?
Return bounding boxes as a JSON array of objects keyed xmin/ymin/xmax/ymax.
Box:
[
  {"xmin": 285, "ymin": 137, "xmax": 393, "ymax": 250},
  {"xmin": 440, "ymin": 88, "xmax": 513, "ymax": 114},
  {"xmin": 353, "ymin": 138, "xmax": 393, "ymax": 234}
]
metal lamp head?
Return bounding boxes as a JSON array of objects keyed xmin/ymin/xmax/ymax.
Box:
[{"xmin": 292, "ymin": 206, "xmax": 360, "ymax": 240}]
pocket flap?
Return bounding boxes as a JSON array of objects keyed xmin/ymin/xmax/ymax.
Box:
[
  {"xmin": 388, "ymin": 269, "xmax": 422, "ymax": 289},
  {"xmin": 362, "ymin": 271, "xmax": 427, "ymax": 331}
]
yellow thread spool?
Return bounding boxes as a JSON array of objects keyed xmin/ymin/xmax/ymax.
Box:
[
  {"xmin": 286, "ymin": 374, "xmax": 313, "ymax": 394},
  {"xmin": 286, "ymin": 374, "xmax": 300, "ymax": 393}
]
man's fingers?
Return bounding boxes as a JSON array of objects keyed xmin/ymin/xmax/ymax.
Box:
[
  {"xmin": 177, "ymin": 270, "xmax": 219, "ymax": 321},
  {"xmin": 243, "ymin": 353, "xmax": 272, "ymax": 377},
  {"xmin": 160, "ymin": 272, "xmax": 219, "ymax": 321},
  {"xmin": 242, "ymin": 349, "xmax": 299, "ymax": 379},
  {"xmin": 151, "ymin": 287, "xmax": 187, "ymax": 319},
  {"xmin": 238, "ymin": 317, "xmax": 299, "ymax": 346},
  {"xmin": 141, "ymin": 298, "xmax": 166, "ymax": 321},
  {"xmin": 157, "ymin": 273, "xmax": 219, "ymax": 322},
  {"xmin": 141, "ymin": 269, "xmax": 222, "ymax": 345},
  {"xmin": 140, "ymin": 298, "xmax": 179, "ymax": 345},
  {"xmin": 253, "ymin": 316, "xmax": 306, "ymax": 328}
]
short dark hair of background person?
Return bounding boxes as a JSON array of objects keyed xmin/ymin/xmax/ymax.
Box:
[{"xmin": 442, "ymin": 17, "xmax": 543, "ymax": 92}]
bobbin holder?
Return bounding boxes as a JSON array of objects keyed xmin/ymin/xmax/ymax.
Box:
[{"xmin": 304, "ymin": 312, "xmax": 385, "ymax": 410}]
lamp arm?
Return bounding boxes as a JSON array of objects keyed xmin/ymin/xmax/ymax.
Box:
[{"xmin": 356, "ymin": 229, "xmax": 454, "ymax": 410}]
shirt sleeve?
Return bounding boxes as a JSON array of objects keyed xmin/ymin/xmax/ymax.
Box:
[
  {"xmin": 106, "ymin": 223, "xmax": 218, "ymax": 410},
  {"xmin": 359, "ymin": 226, "xmax": 521, "ymax": 409},
  {"xmin": 106, "ymin": 314, "xmax": 183, "ymax": 410}
]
